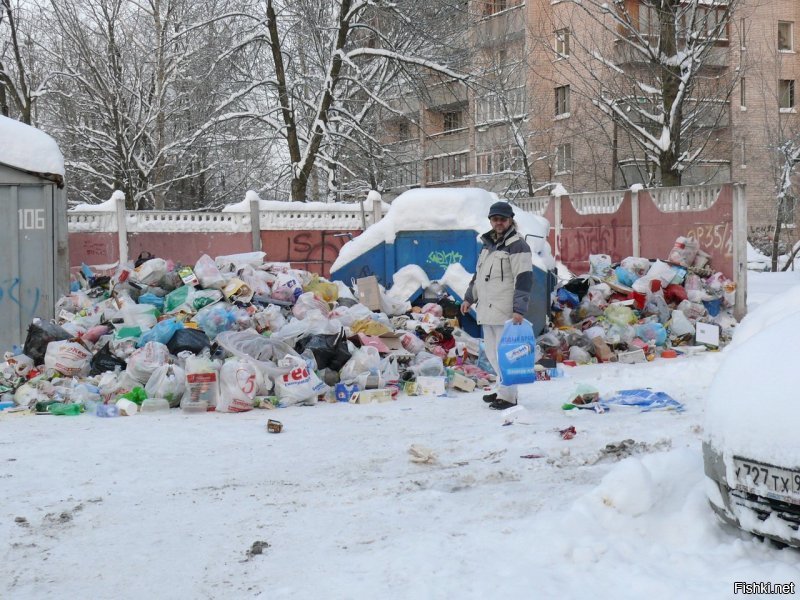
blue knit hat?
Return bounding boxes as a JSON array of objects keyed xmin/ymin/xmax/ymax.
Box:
[{"xmin": 488, "ymin": 201, "xmax": 514, "ymax": 219}]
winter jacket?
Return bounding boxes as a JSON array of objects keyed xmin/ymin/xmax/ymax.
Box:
[{"xmin": 464, "ymin": 226, "xmax": 533, "ymax": 325}]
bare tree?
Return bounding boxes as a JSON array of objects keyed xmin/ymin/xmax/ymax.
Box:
[
  {"xmin": 556, "ymin": 0, "xmax": 740, "ymax": 187},
  {"xmin": 247, "ymin": 0, "xmax": 468, "ymax": 202}
]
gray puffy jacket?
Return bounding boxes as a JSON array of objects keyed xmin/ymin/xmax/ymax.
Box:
[{"xmin": 464, "ymin": 227, "xmax": 533, "ymax": 325}]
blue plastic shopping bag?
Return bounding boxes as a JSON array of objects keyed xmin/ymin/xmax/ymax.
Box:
[{"xmin": 497, "ymin": 319, "xmax": 537, "ymax": 386}]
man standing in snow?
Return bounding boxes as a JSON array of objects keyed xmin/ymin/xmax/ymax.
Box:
[{"xmin": 460, "ymin": 201, "xmax": 533, "ymax": 410}]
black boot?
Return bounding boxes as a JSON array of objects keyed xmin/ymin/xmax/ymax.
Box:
[{"xmin": 489, "ymin": 399, "xmax": 517, "ymax": 410}]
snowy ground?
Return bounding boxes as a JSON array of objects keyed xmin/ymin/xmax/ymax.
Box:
[{"xmin": 2, "ymin": 272, "xmax": 799, "ymax": 600}]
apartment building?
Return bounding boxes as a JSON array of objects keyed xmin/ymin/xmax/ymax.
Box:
[{"xmin": 380, "ymin": 0, "xmax": 800, "ymax": 230}]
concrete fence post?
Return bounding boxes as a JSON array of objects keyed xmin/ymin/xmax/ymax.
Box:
[
  {"xmin": 553, "ymin": 193, "xmax": 563, "ymax": 261},
  {"xmin": 630, "ymin": 188, "xmax": 640, "ymax": 257},
  {"xmin": 250, "ymin": 198, "xmax": 262, "ymax": 252},
  {"xmin": 115, "ymin": 193, "xmax": 128, "ymax": 266},
  {"xmin": 732, "ymin": 183, "xmax": 748, "ymax": 321}
]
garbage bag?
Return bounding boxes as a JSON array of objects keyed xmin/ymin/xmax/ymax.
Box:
[
  {"xmin": 339, "ymin": 346, "xmax": 382, "ymax": 384},
  {"xmin": 217, "ymin": 359, "xmax": 257, "ymax": 412},
  {"xmin": 294, "ymin": 330, "xmax": 351, "ymax": 371},
  {"xmin": 44, "ymin": 340, "xmax": 92, "ymax": 377},
  {"xmin": 166, "ymin": 328, "xmax": 210, "ymax": 355},
  {"xmin": 193, "ymin": 304, "xmax": 237, "ymax": 339},
  {"xmin": 90, "ymin": 343, "xmax": 128, "ymax": 375},
  {"xmin": 215, "ymin": 330, "xmax": 299, "ymax": 378},
  {"xmin": 126, "ymin": 341, "xmax": 170, "ymax": 384},
  {"xmin": 194, "ymin": 254, "xmax": 226, "ymax": 289},
  {"xmin": 274, "ymin": 356, "xmax": 327, "ymax": 406},
  {"xmin": 145, "ymin": 363, "xmax": 186, "ymax": 408},
  {"xmin": 137, "ymin": 318, "xmax": 183, "ymax": 348},
  {"xmin": 23, "ymin": 320, "xmax": 73, "ymax": 365},
  {"xmin": 497, "ymin": 319, "xmax": 536, "ymax": 386}
]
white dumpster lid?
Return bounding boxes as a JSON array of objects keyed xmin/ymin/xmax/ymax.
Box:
[{"xmin": 0, "ymin": 115, "xmax": 65, "ymax": 179}]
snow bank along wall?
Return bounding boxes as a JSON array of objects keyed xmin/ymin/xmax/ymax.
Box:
[{"xmin": 69, "ymin": 182, "xmax": 746, "ymax": 318}]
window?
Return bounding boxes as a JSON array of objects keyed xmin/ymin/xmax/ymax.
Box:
[
  {"xmin": 425, "ymin": 152, "xmax": 469, "ymax": 183},
  {"xmin": 740, "ymin": 77, "xmax": 746, "ymax": 108},
  {"xmin": 779, "ymin": 79, "xmax": 795, "ymax": 110},
  {"xmin": 779, "ymin": 21, "xmax": 794, "ymax": 52},
  {"xmin": 555, "ymin": 29, "xmax": 570, "ymax": 58},
  {"xmin": 476, "ymin": 147, "xmax": 524, "ymax": 174},
  {"xmin": 555, "ymin": 85, "xmax": 570, "ymax": 117},
  {"xmin": 397, "ymin": 121, "xmax": 410, "ymax": 140},
  {"xmin": 555, "ymin": 143, "xmax": 572, "ymax": 173},
  {"xmin": 482, "ymin": 0, "xmax": 520, "ymax": 16},
  {"xmin": 475, "ymin": 87, "xmax": 526, "ymax": 123},
  {"xmin": 443, "ymin": 111, "xmax": 463, "ymax": 132}
]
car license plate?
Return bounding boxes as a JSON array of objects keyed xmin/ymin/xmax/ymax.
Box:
[{"xmin": 734, "ymin": 457, "xmax": 800, "ymax": 504}]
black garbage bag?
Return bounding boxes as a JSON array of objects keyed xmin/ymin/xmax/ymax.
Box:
[
  {"xmin": 294, "ymin": 329, "xmax": 351, "ymax": 371},
  {"xmin": 90, "ymin": 343, "xmax": 128, "ymax": 375},
  {"xmin": 134, "ymin": 251, "xmax": 157, "ymax": 267},
  {"xmin": 167, "ymin": 328, "xmax": 211, "ymax": 355},
  {"xmin": 562, "ymin": 276, "xmax": 592, "ymax": 300},
  {"xmin": 23, "ymin": 320, "xmax": 73, "ymax": 365}
]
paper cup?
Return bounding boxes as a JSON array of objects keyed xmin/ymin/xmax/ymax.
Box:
[{"xmin": 116, "ymin": 398, "xmax": 139, "ymax": 416}]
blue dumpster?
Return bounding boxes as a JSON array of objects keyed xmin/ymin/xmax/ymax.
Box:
[{"xmin": 329, "ymin": 188, "xmax": 554, "ymax": 336}]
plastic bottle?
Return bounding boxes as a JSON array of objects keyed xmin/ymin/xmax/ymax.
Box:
[
  {"xmin": 47, "ymin": 403, "xmax": 82, "ymax": 416},
  {"xmin": 96, "ymin": 403, "xmax": 120, "ymax": 418},
  {"xmin": 35, "ymin": 399, "xmax": 61, "ymax": 413}
]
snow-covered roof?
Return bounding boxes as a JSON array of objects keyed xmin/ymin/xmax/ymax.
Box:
[
  {"xmin": 331, "ymin": 187, "xmax": 554, "ymax": 272},
  {"xmin": 0, "ymin": 116, "xmax": 65, "ymax": 183}
]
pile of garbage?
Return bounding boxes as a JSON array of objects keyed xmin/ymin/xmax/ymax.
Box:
[
  {"xmin": 0, "ymin": 251, "xmax": 495, "ymax": 416},
  {"xmin": 547, "ymin": 236, "xmax": 736, "ymax": 365}
]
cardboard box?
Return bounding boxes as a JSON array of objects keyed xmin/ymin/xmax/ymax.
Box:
[
  {"xmin": 695, "ymin": 322, "xmax": 720, "ymax": 348},
  {"xmin": 450, "ymin": 372, "xmax": 476, "ymax": 392},
  {"xmin": 415, "ymin": 376, "xmax": 447, "ymax": 396},
  {"xmin": 356, "ymin": 276, "xmax": 381, "ymax": 310},
  {"xmin": 349, "ymin": 388, "xmax": 393, "ymax": 404},
  {"xmin": 617, "ymin": 348, "xmax": 647, "ymax": 364}
]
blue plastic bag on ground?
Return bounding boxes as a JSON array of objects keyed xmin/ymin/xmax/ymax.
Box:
[
  {"xmin": 497, "ymin": 319, "xmax": 537, "ymax": 386},
  {"xmin": 601, "ymin": 389, "xmax": 684, "ymax": 412}
]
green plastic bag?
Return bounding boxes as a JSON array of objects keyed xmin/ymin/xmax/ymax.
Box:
[
  {"xmin": 120, "ymin": 386, "xmax": 148, "ymax": 406},
  {"xmin": 165, "ymin": 286, "xmax": 190, "ymax": 313}
]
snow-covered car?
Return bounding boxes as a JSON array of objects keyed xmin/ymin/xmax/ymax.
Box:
[{"xmin": 703, "ymin": 307, "xmax": 800, "ymax": 547}]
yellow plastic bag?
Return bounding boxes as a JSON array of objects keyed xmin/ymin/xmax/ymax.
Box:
[{"xmin": 304, "ymin": 274, "xmax": 339, "ymax": 303}]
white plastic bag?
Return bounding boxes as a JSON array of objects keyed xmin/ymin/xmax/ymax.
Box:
[
  {"xmin": 145, "ymin": 363, "xmax": 186, "ymax": 408},
  {"xmin": 126, "ymin": 341, "xmax": 170, "ymax": 384},
  {"xmin": 274, "ymin": 356, "xmax": 327, "ymax": 406},
  {"xmin": 339, "ymin": 346, "xmax": 382, "ymax": 384},
  {"xmin": 133, "ymin": 258, "xmax": 168, "ymax": 286},
  {"xmin": 272, "ymin": 271, "xmax": 303, "ymax": 303},
  {"xmin": 292, "ymin": 291, "xmax": 330, "ymax": 319},
  {"xmin": 122, "ymin": 303, "xmax": 158, "ymax": 330},
  {"xmin": 194, "ymin": 254, "xmax": 226, "ymax": 289},
  {"xmin": 181, "ymin": 351, "xmax": 219, "ymax": 409},
  {"xmin": 44, "ymin": 340, "xmax": 92, "ymax": 377},
  {"xmin": 589, "ymin": 254, "xmax": 613, "ymax": 279},
  {"xmin": 217, "ymin": 359, "xmax": 257, "ymax": 412}
]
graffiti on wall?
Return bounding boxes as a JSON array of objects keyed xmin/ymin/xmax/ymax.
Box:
[
  {"xmin": 560, "ymin": 219, "xmax": 624, "ymax": 263},
  {"xmin": 686, "ymin": 223, "xmax": 732, "ymax": 257},
  {"xmin": 263, "ymin": 230, "xmax": 355, "ymax": 277},
  {"xmin": 0, "ymin": 277, "xmax": 40, "ymax": 319},
  {"xmin": 426, "ymin": 250, "xmax": 463, "ymax": 269}
]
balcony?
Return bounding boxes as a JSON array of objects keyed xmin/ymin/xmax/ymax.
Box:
[
  {"xmin": 475, "ymin": 7, "xmax": 526, "ymax": 48},
  {"xmin": 424, "ymin": 129, "xmax": 470, "ymax": 157},
  {"xmin": 612, "ymin": 39, "xmax": 730, "ymax": 69}
]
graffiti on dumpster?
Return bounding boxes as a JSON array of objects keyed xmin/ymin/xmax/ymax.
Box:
[
  {"xmin": 0, "ymin": 278, "xmax": 41, "ymax": 319},
  {"xmin": 686, "ymin": 223, "xmax": 732, "ymax": 256},
  {"xmin": 426, "ymin": 250, "xmax": 463, "ymax": 269}
]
